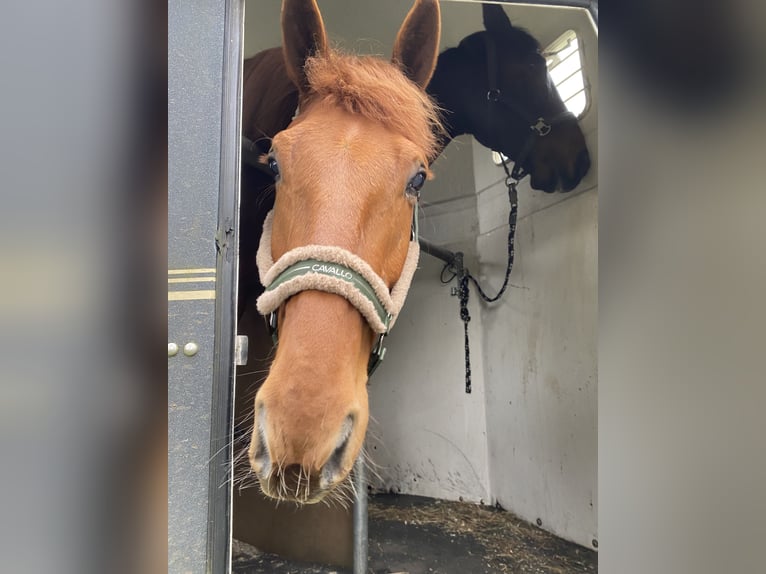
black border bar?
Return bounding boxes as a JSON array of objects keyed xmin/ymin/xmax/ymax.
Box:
[
  {"xmin": 495, "ymin": 0, "xmax": 598, "ymax": 25},
  {"xmin": 207, "ymin": 0, "xmax": 244, "ymax": 572}
]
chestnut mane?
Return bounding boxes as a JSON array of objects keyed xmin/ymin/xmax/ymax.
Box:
[{"xmin": 303, "ymin": 50, "xmax": 443, "ymax": 160}]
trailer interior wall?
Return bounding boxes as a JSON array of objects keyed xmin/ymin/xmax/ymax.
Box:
[
  {"xmin": 243, "ymin": 0, "xmax": 598, "ymax": 548},
  {"xmin": 370, "ymin": 2, "xmax": 599, "ymax": 548}
]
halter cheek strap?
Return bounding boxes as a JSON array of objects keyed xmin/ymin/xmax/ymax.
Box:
[
  {"xmin": 484, "ymin": 33, "xmax": 575, "ymax": 180},
  {"xmin": 255, "ymin": 207, "xmax": 420, "ymax": 374}
]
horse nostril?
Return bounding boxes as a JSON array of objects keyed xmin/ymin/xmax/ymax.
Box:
[
  {"xmin": 249, "ymin": 404, "xmax": 271, "ymax": 478},
  {"xmin": 320, "ymin": 415, "xmax": 354, "ymax": 489}
]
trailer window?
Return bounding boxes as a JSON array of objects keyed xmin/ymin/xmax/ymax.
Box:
[{"xmin": 544, "ymin": 29, "xmax": 587, "ymax": 118}]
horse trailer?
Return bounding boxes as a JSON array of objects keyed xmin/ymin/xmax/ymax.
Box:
[{"xmin": 169, "ymin": 1, "xmax": 598, "ymax": 572}]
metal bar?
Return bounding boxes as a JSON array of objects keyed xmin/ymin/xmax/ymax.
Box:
[
  {"xmin": 496, "ymin": 0, "xmax": 598, "ymax": 25},
  {"xmin": 550, "ymin": 60, "xmax": 583, "ymax": 88},
  {"xmin": 206, "ymin": 0, "xmax": 244, "ymax": 572},
  {"xmin": 498, "ymin": 0, "xmax": 590, "ymax": 9},
  {"xmin": 419, "ymin": 238, "xmax": 459, "ymax": 266},
  {"xmin": 353, "ymin": 455, "xmax": 368, "ymax": 574}
]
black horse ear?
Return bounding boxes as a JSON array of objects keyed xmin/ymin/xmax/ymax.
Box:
[{"xmin": 482, "ymin": 3, "xmax": 513, "ymax": 35}]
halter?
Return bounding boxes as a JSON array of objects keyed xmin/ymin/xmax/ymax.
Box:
[
  {"xmin": 484, "ymin": 33, "xmax": 575, "ymax": 180},
  {"xmin": 255, "ymin": 205, "xmax": 420, "ymax": 376}
]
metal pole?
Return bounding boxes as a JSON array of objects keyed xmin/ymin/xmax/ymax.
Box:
[
  {"xmin": 497, "ymin": 0, "xmax": 592, "ymax": 10},
  {"xmin": 353, "ymin": 454, "xmax": 368, "ymax": 574},
  {"xmin": 419, "ymin": 238, "xmax": 459, "ymax": 267},
  {"xmin": 496, "ymin": 0, "xmax": 598, "ymax": 25}
]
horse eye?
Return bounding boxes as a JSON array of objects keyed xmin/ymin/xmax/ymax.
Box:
[
  {"xmin": 529, "ymin": 54, "xmax": 546, "ymax": 72},
  {"xmin": 407, "ymin": 170, "xmax": 426, "ymax": 195},
  {"xmin": 267, "ymin": 156, "xmax": 280, "ymax": 178}
]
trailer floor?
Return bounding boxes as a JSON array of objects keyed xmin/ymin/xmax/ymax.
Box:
[{"xmin": 232, "ymin": 494, "xmax": 597, "ymax": 574}]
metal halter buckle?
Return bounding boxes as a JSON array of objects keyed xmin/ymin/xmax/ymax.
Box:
[
  {"xmin": 531, "ymin": 117, "xmax": 552, "ymax": 136},
  {"xmin": 367, "ymin": 331, "xmax": 388, "ymax": 376},
  {"xmin": 268, "ymin": 311, "xmax": 278, "ymax": 346},
  {"xmin": 486, "ymin": 89, "xmax": 501, "ymax": 102}
]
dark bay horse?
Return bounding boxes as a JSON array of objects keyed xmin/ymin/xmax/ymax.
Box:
[
  {"xmin": 239, "ymin": 3, "xmax": 590, "ymax": 318},
  {"xmin": 245, "ymin": 0, "xmax": 442, "ymax": 504}
]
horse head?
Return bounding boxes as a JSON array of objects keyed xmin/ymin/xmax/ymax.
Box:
[
  {"xmin": 248, "ymin": 0, "xmax": 441, "ymax": 504},
  {"xmin": 431, "ymin": 3, "xmax": 590, "ymax": 192}
]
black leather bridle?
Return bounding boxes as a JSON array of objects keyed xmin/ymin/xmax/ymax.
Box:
[{"xmin": 484, "ymin": 32, "xmax": 575, "ymax": 181}]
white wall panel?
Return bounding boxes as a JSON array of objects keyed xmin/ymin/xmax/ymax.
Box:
[
  {"xmin": 477, "ymin": 184, "xmax": 598, "ymax": 546},
  {"xmin": 368, "ymin": 250, "xmax": 491, "ymax": 503}
]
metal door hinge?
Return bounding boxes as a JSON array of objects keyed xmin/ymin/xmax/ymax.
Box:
[{"xmin": 234, "ymin": 335, "xmax": 248, "ymax": 366}]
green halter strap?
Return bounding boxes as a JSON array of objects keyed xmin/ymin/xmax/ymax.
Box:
[{"xmin": 262, "ymin": 203, "xmax": 419, "ymax": 376}]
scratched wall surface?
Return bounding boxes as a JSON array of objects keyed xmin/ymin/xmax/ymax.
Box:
[{"xmin": 366, "ymin": 229, "xmax": 492, "ymax": 504}]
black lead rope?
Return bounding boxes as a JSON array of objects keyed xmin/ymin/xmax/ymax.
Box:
[
  {"xmin": 440, "ymin": 32, "xmax": 573, "ymax": 394},
  {"xmin": 441, "ymin": 156, "xmax": 519, "ymax": 393},
  {"xmin": 469, "ymin": 157, "xmax": 519, "ymax": 304},
  {"xmin": 458, "ymin": 273, "xmax": 472, "ymax": 393}
]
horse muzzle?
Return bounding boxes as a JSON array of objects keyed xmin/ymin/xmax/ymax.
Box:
[
  {"xmin": 529, "ymin": 147, "xmax": 591, "ymax": 193},
  {"xmin": 249, "ymin": 404, "xmax": 358, "ymax": 503}
]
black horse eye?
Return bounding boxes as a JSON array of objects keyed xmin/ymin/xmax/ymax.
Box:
[
  {"xmin": 267, "ymin": 156, "xmax": 280, "ymax": 178},
  {"xmin": 407, "ymin": 170, "xmax": 426, "ymax": 195},
  {"xmin": 529, "ymin": 54, "xmax": 546, "ymax": 72}
]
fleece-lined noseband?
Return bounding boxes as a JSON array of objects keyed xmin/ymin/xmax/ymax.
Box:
[{"xmin": 255, "ymin": 206, "xmax": 420, "ymax": 375}]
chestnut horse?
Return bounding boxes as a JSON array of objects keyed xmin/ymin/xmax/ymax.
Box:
[{"xmin": 246, "ymin": 0, "xmax": 442, "ymax": 504}]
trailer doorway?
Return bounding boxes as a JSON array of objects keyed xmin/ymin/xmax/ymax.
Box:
[{"xmin": 231, "ymin": 1, "xmax": 598, "ymax": 572}]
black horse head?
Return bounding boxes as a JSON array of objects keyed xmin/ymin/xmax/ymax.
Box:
[{"xmin": 428, "ymin": 3, "xmax": 591, "ymax": 192}]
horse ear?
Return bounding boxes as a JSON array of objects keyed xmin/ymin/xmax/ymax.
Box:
[
  {"xmin": 281, "ymin": 0, "xmax": 328, "ymax": 92},
  {"xmin": 482, "ymin": 3, "xmax": 513, "ymax": 35},
  {"xmin": 391, "ymin": 0, "xmax": 441, "ymax": 88}
]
